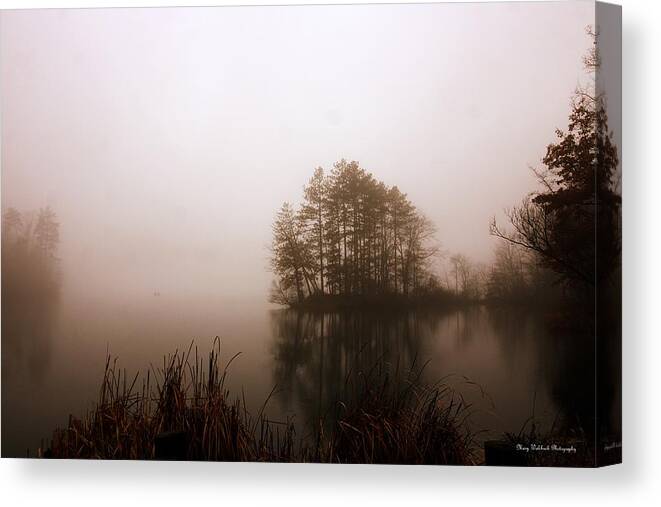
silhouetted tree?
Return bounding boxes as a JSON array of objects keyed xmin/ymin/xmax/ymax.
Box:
[
  {"xmin": 486, "ymin": 242, "xmax": 529, "ymax": 301},
  {"xmin": 2, "ymin": 207, "xmax": 22, "ymax": 241},
  {"xmin": 490, "ymin": 31, "xmax": 620, "ymax": 291},
  {"xmin": 270, "ymin": 202, "xmax": 316, "ymax": 304},
  {"xmin": 300, "ymin": 167, "xmax": 327, "ymax": 295},
  {"xmin": 401, "ymin": 214, "xmax": 438, "ymax": 295},
  {"xmin": 34, "ymin": 206, "xmax": 60, "ymax": 261},
  {"xmin": 448, "ymin": 254, "xmax": 482, "ymax": 300},
  {"xmin": 2, "ymin": 206, "xmax": 61, "ymax": 302}
]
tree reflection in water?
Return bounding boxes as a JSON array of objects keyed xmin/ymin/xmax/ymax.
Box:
[
  {"xmin": 270, "ymin": 306, "xmax": 613, "ymax": 447},
  {"xmin": 270, "ymin": 309, "xmax": 448, "ymax": 436}
]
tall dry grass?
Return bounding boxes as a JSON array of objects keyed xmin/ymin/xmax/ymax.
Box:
[{"xmin": 47, "ymin": 339, "xmax": 476, "ymax": 464}]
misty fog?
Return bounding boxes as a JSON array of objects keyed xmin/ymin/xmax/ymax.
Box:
[{"xmin": 1, "ymin": 2, "xmax": 594, "ymax": 304}]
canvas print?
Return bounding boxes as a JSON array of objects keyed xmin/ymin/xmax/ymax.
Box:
[{"xmin": 0, "ymin": 1, "xmax": 621, "ymax": 466}]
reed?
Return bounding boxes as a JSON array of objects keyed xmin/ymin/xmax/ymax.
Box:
[
  {"xmin": 47, "ymin": 339, "xmax": 476, "ymax": 464},
  {"xmin": 310, "ymin": 359, "xmax": 478, "ymax": 464},
  {"xmin": 49, "ymin": 338, "xmax": 296, "ymax": 461}
]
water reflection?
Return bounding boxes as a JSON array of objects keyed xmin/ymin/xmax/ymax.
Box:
[
  {"xmin": 1, "ymin": 297, "xmax": 59, "ymax": 383},
  {"xmin": 270, "ymin": 310, "xmax": 444, "ymax": 424},
  {"xmin": 1, "ymin": 278, "xmax": 61, "ymax": 457},
  {"xmin": 0, "ymin": 299, "xmax": 617, "ymax": 457},
  {"xmin": 270, "ymin": 306, "xmax": 600, "ymax": 441}
]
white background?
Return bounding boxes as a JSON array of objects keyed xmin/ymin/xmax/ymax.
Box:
[{"xmin": 0, "ymin": 0, "xmax": 658, "ymax": 506}]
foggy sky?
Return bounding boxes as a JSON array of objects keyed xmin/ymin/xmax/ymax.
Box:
[{"xmin": 1, "ymin": 2, "xmax": 595, "ymax": 302}]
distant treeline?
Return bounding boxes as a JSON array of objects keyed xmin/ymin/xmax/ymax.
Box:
[
  {"xmin": 270, "ymin": 160, "xmax": 439, "ymax": 305},
  {"xmin": 1, "ymin": 206, "xmax": 61, "ymax": 303}
]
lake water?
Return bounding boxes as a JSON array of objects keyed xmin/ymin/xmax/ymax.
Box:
[{"xmin": 1, "ymin": 289, "xmax": 595, "ymax": 458}]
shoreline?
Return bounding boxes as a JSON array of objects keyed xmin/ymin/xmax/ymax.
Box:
[{"xmin": 285, "ymin": 293, "xmax": 476, "ymax": 312}]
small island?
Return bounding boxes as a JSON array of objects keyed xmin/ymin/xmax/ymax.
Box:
[{"xmin": 270, "ymin": 160, "xmax": 456, "ymax": 310}]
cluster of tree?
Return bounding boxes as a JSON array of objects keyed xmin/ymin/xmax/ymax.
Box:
[
  {"xmin": 484, "ymin": 242, "xmax": 558, "ymax": 303},
  {"xmin": 490, "ymin": 29, "xmax": 620, "ymax": 297},
  {"xmin": 270, "ymin": 160, "xmax": 439, "ymax": 305},
  {"xmin": 430, "ymin": 247, "xmax": 557, "ymax": 305},
  {"xmin": 2, "ymin": 206, "xmax": 61, "ymax": 303},
  {"xmin": 444, "ymin": 254, "xmax": 484, "ymax": 301},
  {"xmin": 485, "ymin": 243, "xmax": 531, "ymax": 301}
]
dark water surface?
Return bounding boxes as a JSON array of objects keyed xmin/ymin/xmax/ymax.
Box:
[{"xmin": 1, "ymin": 290, "xmax": 593, "ymax": 457}]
